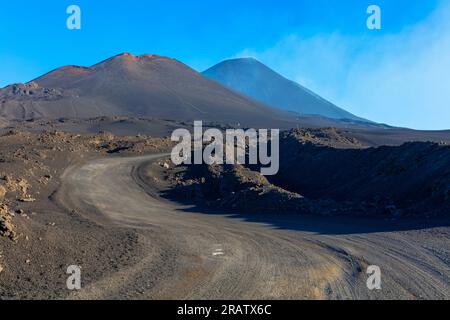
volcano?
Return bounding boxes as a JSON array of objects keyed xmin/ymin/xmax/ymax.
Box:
[
  {"xmin": 203, "ymin": 57, "xmax": 366, "ymax": 122},
  {"xmin": 0, "ymin": 53, "xmax": 299, "ymax": 127}
]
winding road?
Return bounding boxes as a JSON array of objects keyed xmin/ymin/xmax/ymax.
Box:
[{"xmin": 58, "ymin": 154, "xmax": 450, "ymax": 299}]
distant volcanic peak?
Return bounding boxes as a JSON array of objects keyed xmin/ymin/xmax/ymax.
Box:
[
  {"xmin": 113, "ymin": 52, "xmax": 140, "ymax": 62},
  {"xmin": 229, "ymin": 57, "xmax": 259, "ymax": 63},
  {"xmin": 140, "ymin": 53, "xmax": 175, "ymax": 61},
  {"xmin": 208, "ymin": 57, "xmax": 260, "ymax": 68},
  {"xmin": 223, "ymin": 57, "xmax": 258, "ymax": 62},
  {"xmin": 203, "ymin": 57, "xmax": 269, "ymax": 77},
  {"xmin": 117, "ymin": 52, "xmax": 134, "ymax": 58},
  {"xmin": 86, "ymin": 52, "xmax": 181, "ymax": 74},
  {"xmin": 107, "ymin": 52, "xmax": 177, "ymax": 64},
  {"xmin": 203, "ymin": 57, "xmax": 368, "ymax": 122},
  {"xmin": 107, "ymin": 53, "xmax": 202, "ymax": 77}
]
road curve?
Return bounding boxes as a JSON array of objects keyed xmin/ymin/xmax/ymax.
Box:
[{"xmin": 58, "ymin": 154, "xmax": 450, "ymax": 299}]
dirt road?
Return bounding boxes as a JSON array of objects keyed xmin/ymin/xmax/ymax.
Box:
[{"xmin": 58, "ymin": 154, "xmax": 450, "ymax": 299}]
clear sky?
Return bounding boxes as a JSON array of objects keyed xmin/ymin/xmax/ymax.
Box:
[{"xmin": 1, "ymin": 0, "xmax": 449, "ymax": 129}]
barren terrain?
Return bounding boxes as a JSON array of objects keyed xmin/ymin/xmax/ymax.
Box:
[
  {"xmin": 1, "ymin": 51, "xmax": 450, "ymax": 301},
  {"xmin": 1, "ymin": 123, "xmax": 450, "ymax": 300},
  {"xmin": 58, "ymin": 153, "xmax": 450, "ymax": 299}
]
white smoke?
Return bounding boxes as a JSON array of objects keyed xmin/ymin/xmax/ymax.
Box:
[{"xmin": 235, "ymin": 2, "xmax": 450, "ymax": 130}]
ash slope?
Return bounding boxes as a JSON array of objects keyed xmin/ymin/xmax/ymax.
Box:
[
  {"xmin": 0, "ymin": 53, "xmax": 296, "ymax": 128},
  {"xmin": 273, "ymin": 129, "xmax": 450, "ymax": 217},
  {"xmin": 163, "ymin": 128, "xmax": 450, "ymax": 218},
  {"xmin": 203, "ymin": 58, "xmax": 366, "ymax": 122}
]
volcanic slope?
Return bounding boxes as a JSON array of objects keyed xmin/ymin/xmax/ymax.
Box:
[{"xmin": 0, "ymin": 53, "xmax": 296, "ymax": 128}]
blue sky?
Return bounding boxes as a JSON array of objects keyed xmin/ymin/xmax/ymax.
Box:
[{"xmin": 1, "ymin": 0, "xmax": 448, "ymax": 129}]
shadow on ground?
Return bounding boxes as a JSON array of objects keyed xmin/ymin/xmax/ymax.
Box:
[{"xmin": 165, "ymin": 199, "xmax": 450, "ymax": 236}]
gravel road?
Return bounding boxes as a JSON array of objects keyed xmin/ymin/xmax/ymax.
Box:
[{"xmin": 58, "ymin": 154, "xmax": 450, "ymax": 299}]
